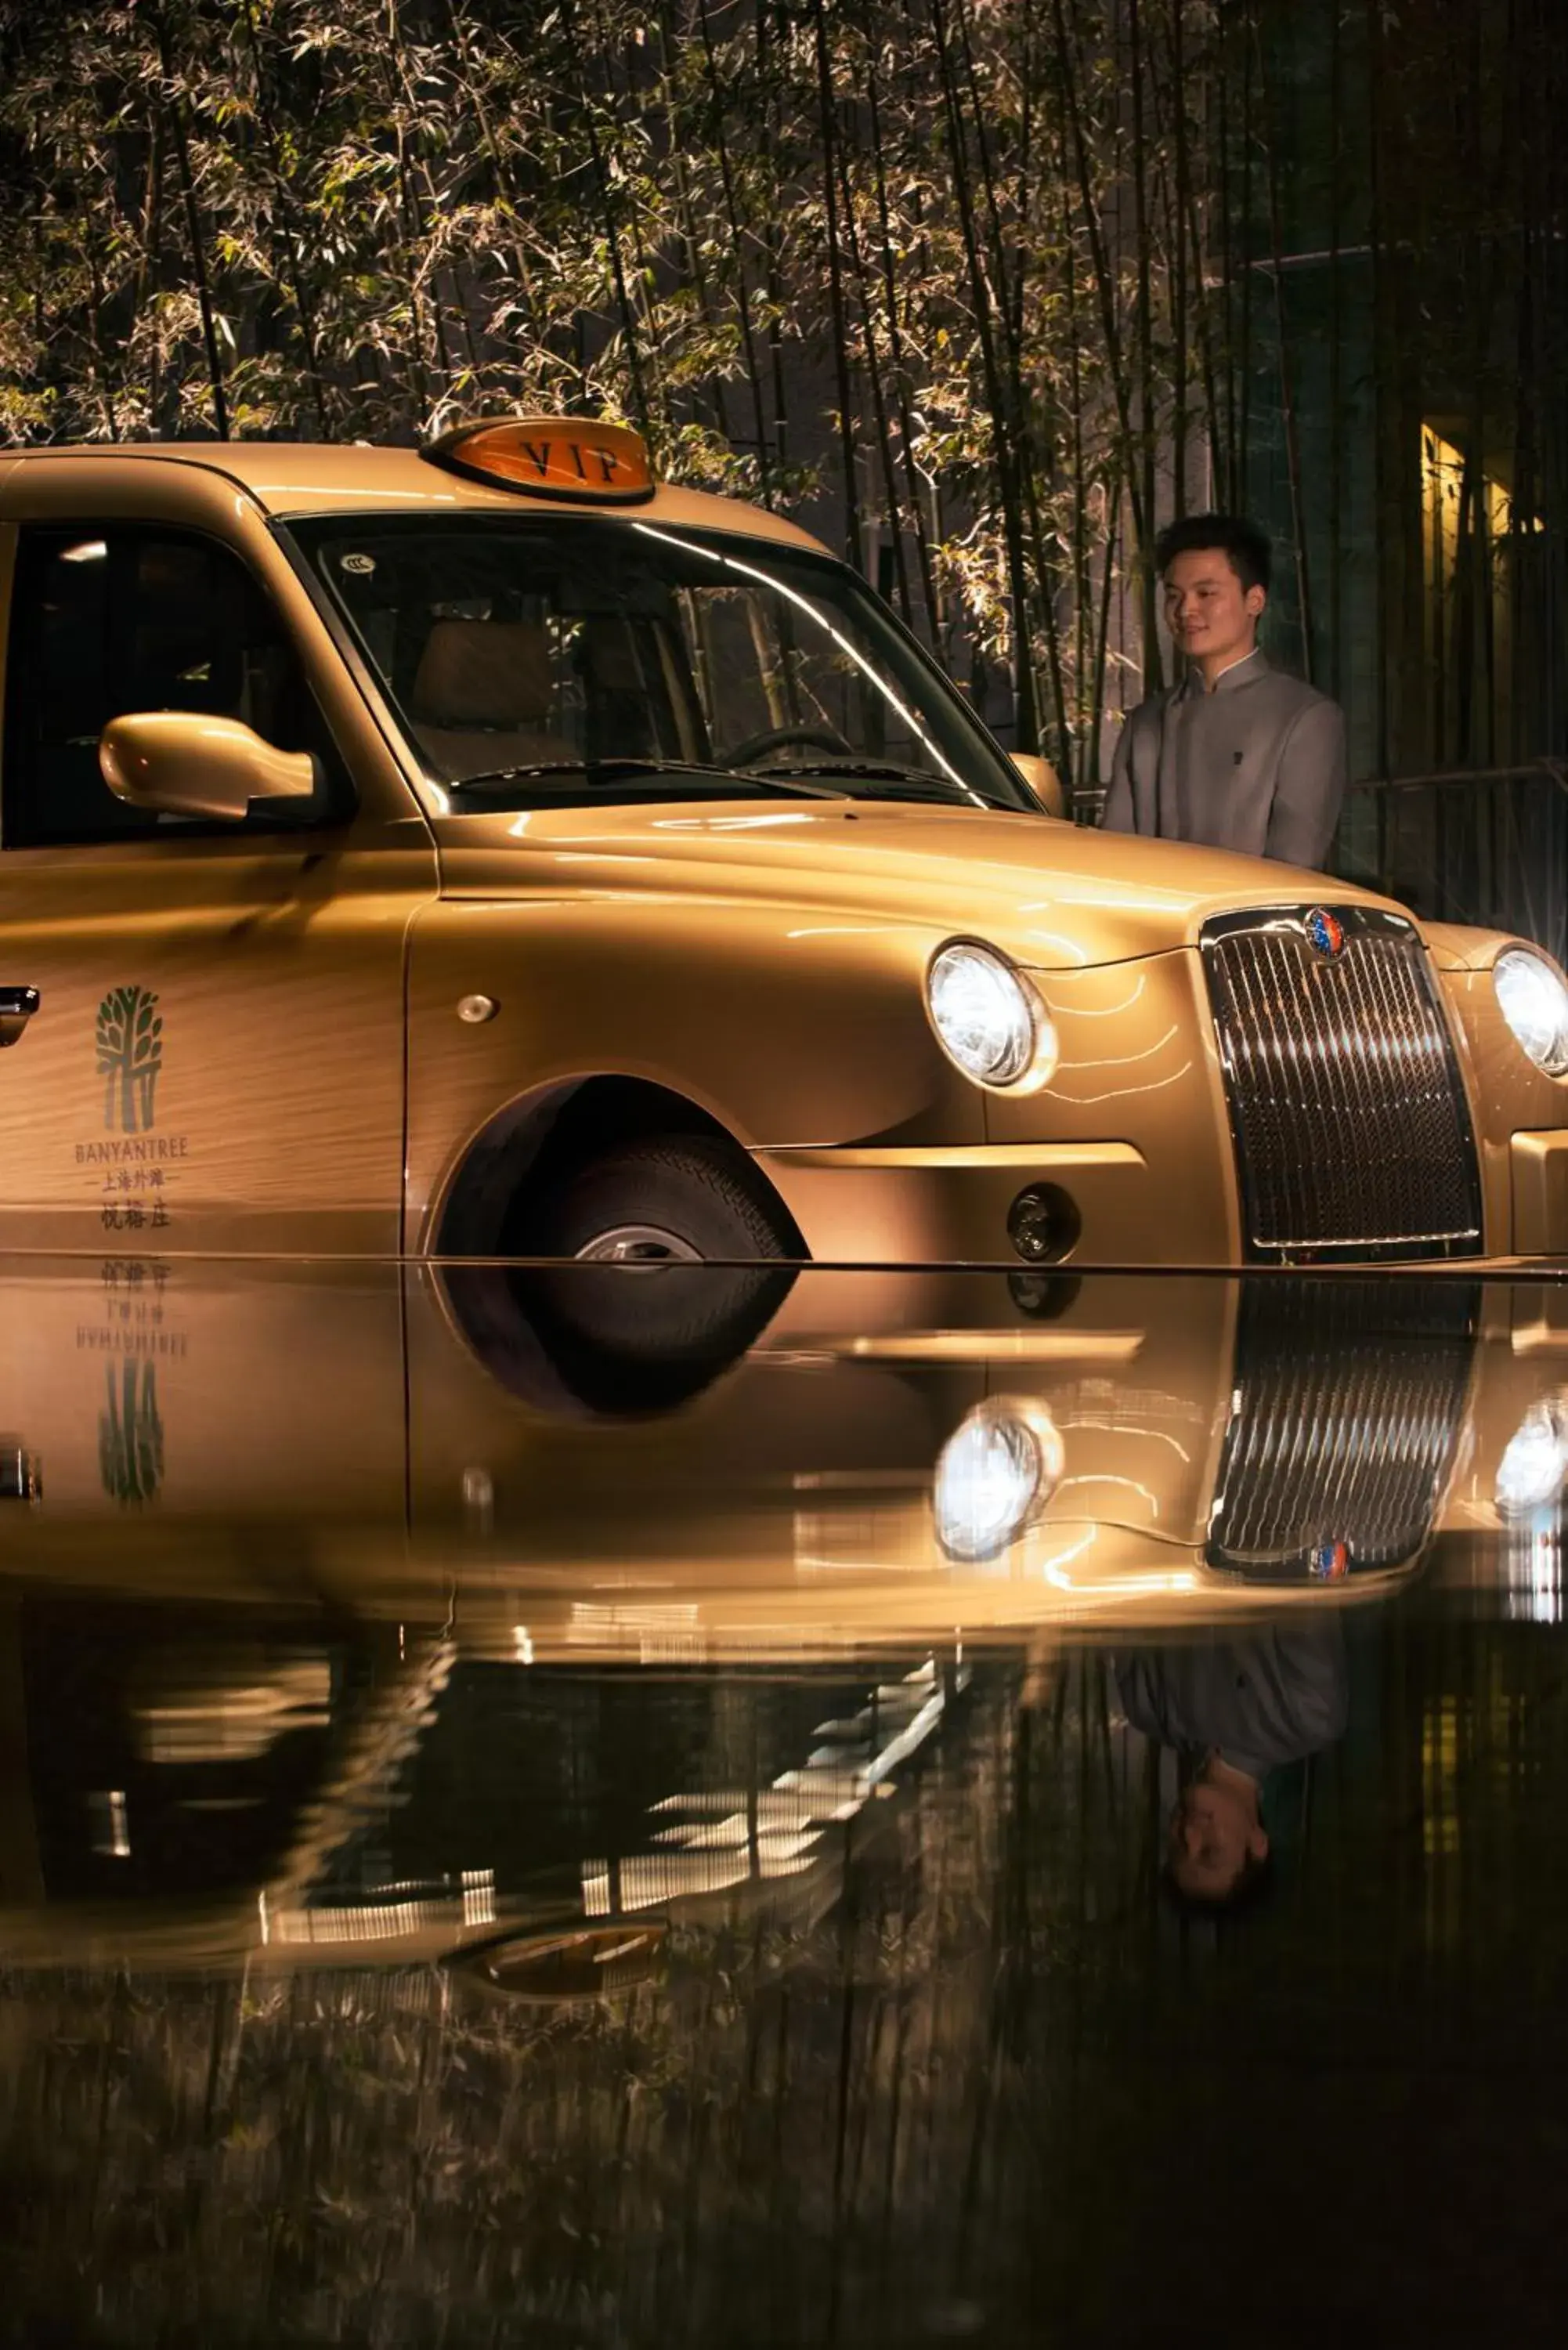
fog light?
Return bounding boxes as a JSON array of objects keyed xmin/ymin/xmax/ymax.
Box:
[
  {"xmin": 1007, "ymin": 1271, "xmax": 1082, "ymax": 1321},
  {"xmin": 1006, "ymin": 1184, "xmax": 1081, "ymax": 1265},
  {"xmin": 933, "ymin": 1398, "xmax": 1064, "ymax": 1562}
]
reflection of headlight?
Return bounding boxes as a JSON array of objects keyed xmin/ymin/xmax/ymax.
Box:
[
  {"xmin": 1494, "ymin": 949, "xmax": 1568, "ymax": 1076},
  {"xmin": 933, "ymin": 1399, "xmax": 1065, "ymax": 1561},
  {"xmin": 1496, "ymin": 1398, "xmax": 1568, "ymax": 1518},
  {"xmin": 927, "ymin": 942, "xmax": 1053, "ymax": 1087}
]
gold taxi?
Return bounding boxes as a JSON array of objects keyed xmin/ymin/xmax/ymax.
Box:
[{"xmin": 2, "ymin": 415, "xmax": 1568, "ymax": 1267}]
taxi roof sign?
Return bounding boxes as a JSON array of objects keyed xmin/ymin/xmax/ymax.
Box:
[{"xmin": 422, "ymin": 415, "xmax": 656, "ymax": 504}]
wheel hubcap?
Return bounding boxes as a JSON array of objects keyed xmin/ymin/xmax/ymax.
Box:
[{"xmin": 573, "ymin": 1223, "xmax": 704, "ymax": 1267}]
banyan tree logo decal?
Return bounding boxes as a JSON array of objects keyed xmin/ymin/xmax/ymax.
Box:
[
  {"xmin": 99, "ymin": 1359, "xmax": 164, "ymax": 1507},
  {"xmin": 96, "ymin": 985, "xmax": 163, "ymax": 1134}
]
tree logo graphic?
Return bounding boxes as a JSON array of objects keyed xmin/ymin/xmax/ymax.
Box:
[
  {"xmin": 96, "ymin": 985, "xmax": 163, "ymax": 1134},
  {"xmin": 99, "ymin": 1359, "xmax": 164, "ymax": 1506}
]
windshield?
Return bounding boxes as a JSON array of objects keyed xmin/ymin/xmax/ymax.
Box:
[{"xmin": 287, "ymin": 514, "xmax": 1038, "ymax": 813}]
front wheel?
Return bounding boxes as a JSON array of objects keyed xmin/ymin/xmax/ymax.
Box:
[
  {"xmin": 513, "ymin": 1134, "xmax": 798, "ymax": 1405},
  {"xmin": 537, "ymin": 1133, "xmax": 794, "ymax": 1264}
]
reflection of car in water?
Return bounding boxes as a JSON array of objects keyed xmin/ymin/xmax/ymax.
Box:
[
  {"xmin": 0, "ymin": 1256, "xmax": 1560, "ymax": 1623},
  {"xmin": 0, "ymin": 1585, "xmax": 968, "ymax": 1986},
  {"xmin": 0, "ymin": 1255, "xmax": 1563, "ymax": 1973},
  {"xmin": 6, "ymin": 418, "xmax": 1568, "ymax": 1272},
  {"xmin": 1201, "ymin": 1279, "xmax": 1479, "ymax": 1582}
]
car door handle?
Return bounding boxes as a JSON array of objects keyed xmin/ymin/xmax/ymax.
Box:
[{"xmin": 0, "ymin": 987, "xmax": 39, "ymax": 1048}]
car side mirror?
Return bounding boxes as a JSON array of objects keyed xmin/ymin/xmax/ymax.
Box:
[
  {"xmin": 1010, "ymin": 751, "xmax": 1064, "ymax": 819},
  {"xmin": 99, "ymin": 712, "xmax": 316, "ymax": 823}
]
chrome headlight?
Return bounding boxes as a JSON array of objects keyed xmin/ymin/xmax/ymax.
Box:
[
  {"xmin": 1494, "ymin": 949, "xmax": 1568, "ymax": 1077},
  {"xmin": 927, "ymin": 942, "xmax": 1053, "ymax": 1087},
  {"xmin": 933, "ymin": 1399, "xmax": 1064, "ymax": 1562},
  {"xmin": 1496, "ymin": 1397, "xmax": 1568, "ymax": 1520}
]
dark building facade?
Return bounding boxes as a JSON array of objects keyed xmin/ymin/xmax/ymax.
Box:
[{"xmin": 1234, "ymin": 0, "xmax": 1568, "ymax": 943}]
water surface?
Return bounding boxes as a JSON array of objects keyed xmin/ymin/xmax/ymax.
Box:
[{"xmin": 1, "ymin": 1260, "xmax": 1564, "ymax": 2343}]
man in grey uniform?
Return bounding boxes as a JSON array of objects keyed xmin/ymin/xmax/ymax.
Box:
[
  {"xmin": 1102, "ymin": 513, "xmax": 1346, "ymax": 870},
  {"xmin": 1115, "ymin": 1619, "xmax": 1348, "ymax": 1907}
]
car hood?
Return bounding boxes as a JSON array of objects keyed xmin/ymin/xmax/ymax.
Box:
[{"xmin": 431, "ymin": 799, "xmax": 1405, "ymax": 971}]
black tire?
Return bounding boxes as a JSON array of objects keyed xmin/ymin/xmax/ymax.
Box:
[
  {"xmin": 512, "ymin": 1134, "xmax": 798, "ymax": 1407},
  {"xmin": 534, "ymin": 1133, "xmax": 793, "ymax": 1264}
]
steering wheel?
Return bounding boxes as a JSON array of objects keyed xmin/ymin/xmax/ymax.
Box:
[{"xmin": 723, "ymin": 722, "xmax": 852, "ymax": 767}]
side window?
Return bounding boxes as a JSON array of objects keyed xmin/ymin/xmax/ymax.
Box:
[{"xmin": 2, "ymin": 526, "xmax": 353, "ymax": 847}]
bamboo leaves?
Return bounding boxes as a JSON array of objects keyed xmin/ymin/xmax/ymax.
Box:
[
  {"xmin": 0, "ymin": 5, "xmax": 1208, "ymax": 769},
  {"xmin": 8, "ymin": 3, "xmax": 1541, "ymax": 798}
]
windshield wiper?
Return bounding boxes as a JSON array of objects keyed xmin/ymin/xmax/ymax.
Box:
[
  {"xmin": 447, "ymin": 757, "xmax": 847, "ymax": 800},
  {"xmin": 753, "ymin": 757, "xmax": 992, "ymax": 807}
]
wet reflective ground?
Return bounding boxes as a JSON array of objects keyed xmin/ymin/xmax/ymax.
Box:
[{"xmin": 4, "ymin": 1259, "xmax": 1568, "ymax": 2341}]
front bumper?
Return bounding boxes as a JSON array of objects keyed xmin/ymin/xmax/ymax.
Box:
[
  {"xmin": 758, "ymin": 1126, "xmax": 1568, "ymax": 1268},
  {"xmin": 757, "ymin": 1141, "xmax": 1158, "ymax": 1265},
  {"xmin": 1511, "ymin": 1130, "xmax": 1568, "ymax": 1256}
]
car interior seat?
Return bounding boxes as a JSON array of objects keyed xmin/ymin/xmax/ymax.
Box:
[{"xmin": 408, "ymin": 619, "xmax": 575, "ymax": 782}]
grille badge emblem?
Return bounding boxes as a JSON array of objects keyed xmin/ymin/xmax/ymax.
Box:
[
  {"xmin": 1305, "ymin": 907, "xmax": 1346, "ymax": 960},
  {"xmin": 1309, "ymin": 1540, "xmax": 1352, "ymax": 1582}
]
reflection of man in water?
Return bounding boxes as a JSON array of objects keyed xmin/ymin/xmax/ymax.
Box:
[{"xmin": 1115, "ymin": 1621, "xmax": 1347, "ymax": 1906}]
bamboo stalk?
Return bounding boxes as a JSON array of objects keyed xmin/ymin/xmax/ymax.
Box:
[
  {"xmin": 1235, "ymin": 2, "xmax": 1255, "ymax": 507},
  {"xmin": 77, "ymin": 136, "xmax": 121, "ymax": 443},
  {"xmin": 693, "ymin": 0, "xmax": 775, "ymax": 499},
  {"xmin": 865, "ymin": 35, "xmax": 940, "ymax": 634},
  {"xmin": 1213, "ymin": 4, "xmax": 1234, "ymax": 508},
  {"xmin": 929, "ymin": 0, "xmax": 1038, "ymax": 747},
  {"xmin": 1365, "ymin": 0, "xmax": 1392, "ymax": 779},
  {"xmin": 558, "ymin": 0, "xmax": 654, "ymax": 438},
  {"xmin": 951, "ymin": 0, "xmax": 1069, "ymax": 759},
  {"xmin": 1087, "ymin": 468, "xmax": 1122, "ymax": 808},
  {"xmin": 1255, "ymin": 18, "xmax": 1314, "ymax": 682},
  {"xmin": 1326, "ymin": 0, "xmax": 1344, "ymax": 704},
  {"xmin": 1057, "ymin": 112, "xmax": 1090, "ymax": 792},
  {"xmin": 1127, "ymin": 0, "xmax": 1162, "ymax": 685},
  {"xmin": 239, "ymin": 0, "xmax": 334, "ymax": 433},
  {"xmin": 440, "ymin": 0, "xmax": 546, "ymax": 363},
  {"xmin": 833, "ymin": 114, "xmax": 915, "ymax": 621},
  {"xmin": 385, "ymin": 0, "xmax": 454, "ymax": 399},
  {"xmin": 811, "ymin": 0, "xmax": 865, "ymax": 569},
  {"xmin": 150, "ymin": 13, "xmax": 229, "ymax": 439},
  {"xmin": 754, "ymin": 0, "xmax": 793, "ymax": 481},
  {"xmin": 1169, "ymin": 0, "xmax": 1190, "ymax": 517},
  {"xmin": 1050, "ymin": 0, "xmax": 1149, "ymax": 564}
]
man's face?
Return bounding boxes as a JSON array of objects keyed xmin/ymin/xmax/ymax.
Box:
[
  {"xmin": 1162, "ymin": 548, "xmax": 1266, "ymax": 669},
  {"xmin": 1167, "ymin": 1777, "xmax": 1269, "ymax": 1904}
]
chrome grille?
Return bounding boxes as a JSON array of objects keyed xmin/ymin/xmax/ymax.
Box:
[
  {"xmin": 1206, "ymin": 1278, "xmax": 1476, "ymax": 1580},
  {"xmin": 1201, "ymin": 906, "xmax": 1483, "ymax": 1262}
]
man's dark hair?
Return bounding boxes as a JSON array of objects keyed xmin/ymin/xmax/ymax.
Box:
[
  {"xmin": 1159, "ymin": 1845, "xmax": 1275, "ymax": 1923},
  {"xmin": 1154, "ymin": 512, "xmax": 1272, "ymax": 597}
]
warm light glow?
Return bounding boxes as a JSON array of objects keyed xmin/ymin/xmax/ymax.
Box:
[
  {"xmin": 424, "ymin": 415, "xmax": 655, "ymax": 503},
  {"xmin": 1422, "ymin": 424, "xmax": 1538, "ymax": 585}
]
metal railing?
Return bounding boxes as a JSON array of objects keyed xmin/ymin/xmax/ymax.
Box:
[
  {"xmin": 1337, "ymin": 762, "xmax": 1568, "ymax": 962},
  {"xmin": 1071, "ymin": 761, "xmax": 1568, "ymax": 963}
]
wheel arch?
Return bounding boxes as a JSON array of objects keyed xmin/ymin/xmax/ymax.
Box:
[{"xmin": 431, "ymin": 1073, "xmax": 807, "ymax": 1257}]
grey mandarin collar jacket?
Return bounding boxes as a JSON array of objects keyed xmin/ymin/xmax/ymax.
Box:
[{"xmin": 1101, "ymin": 648, "xmax": 1347, "ymax": 870}]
